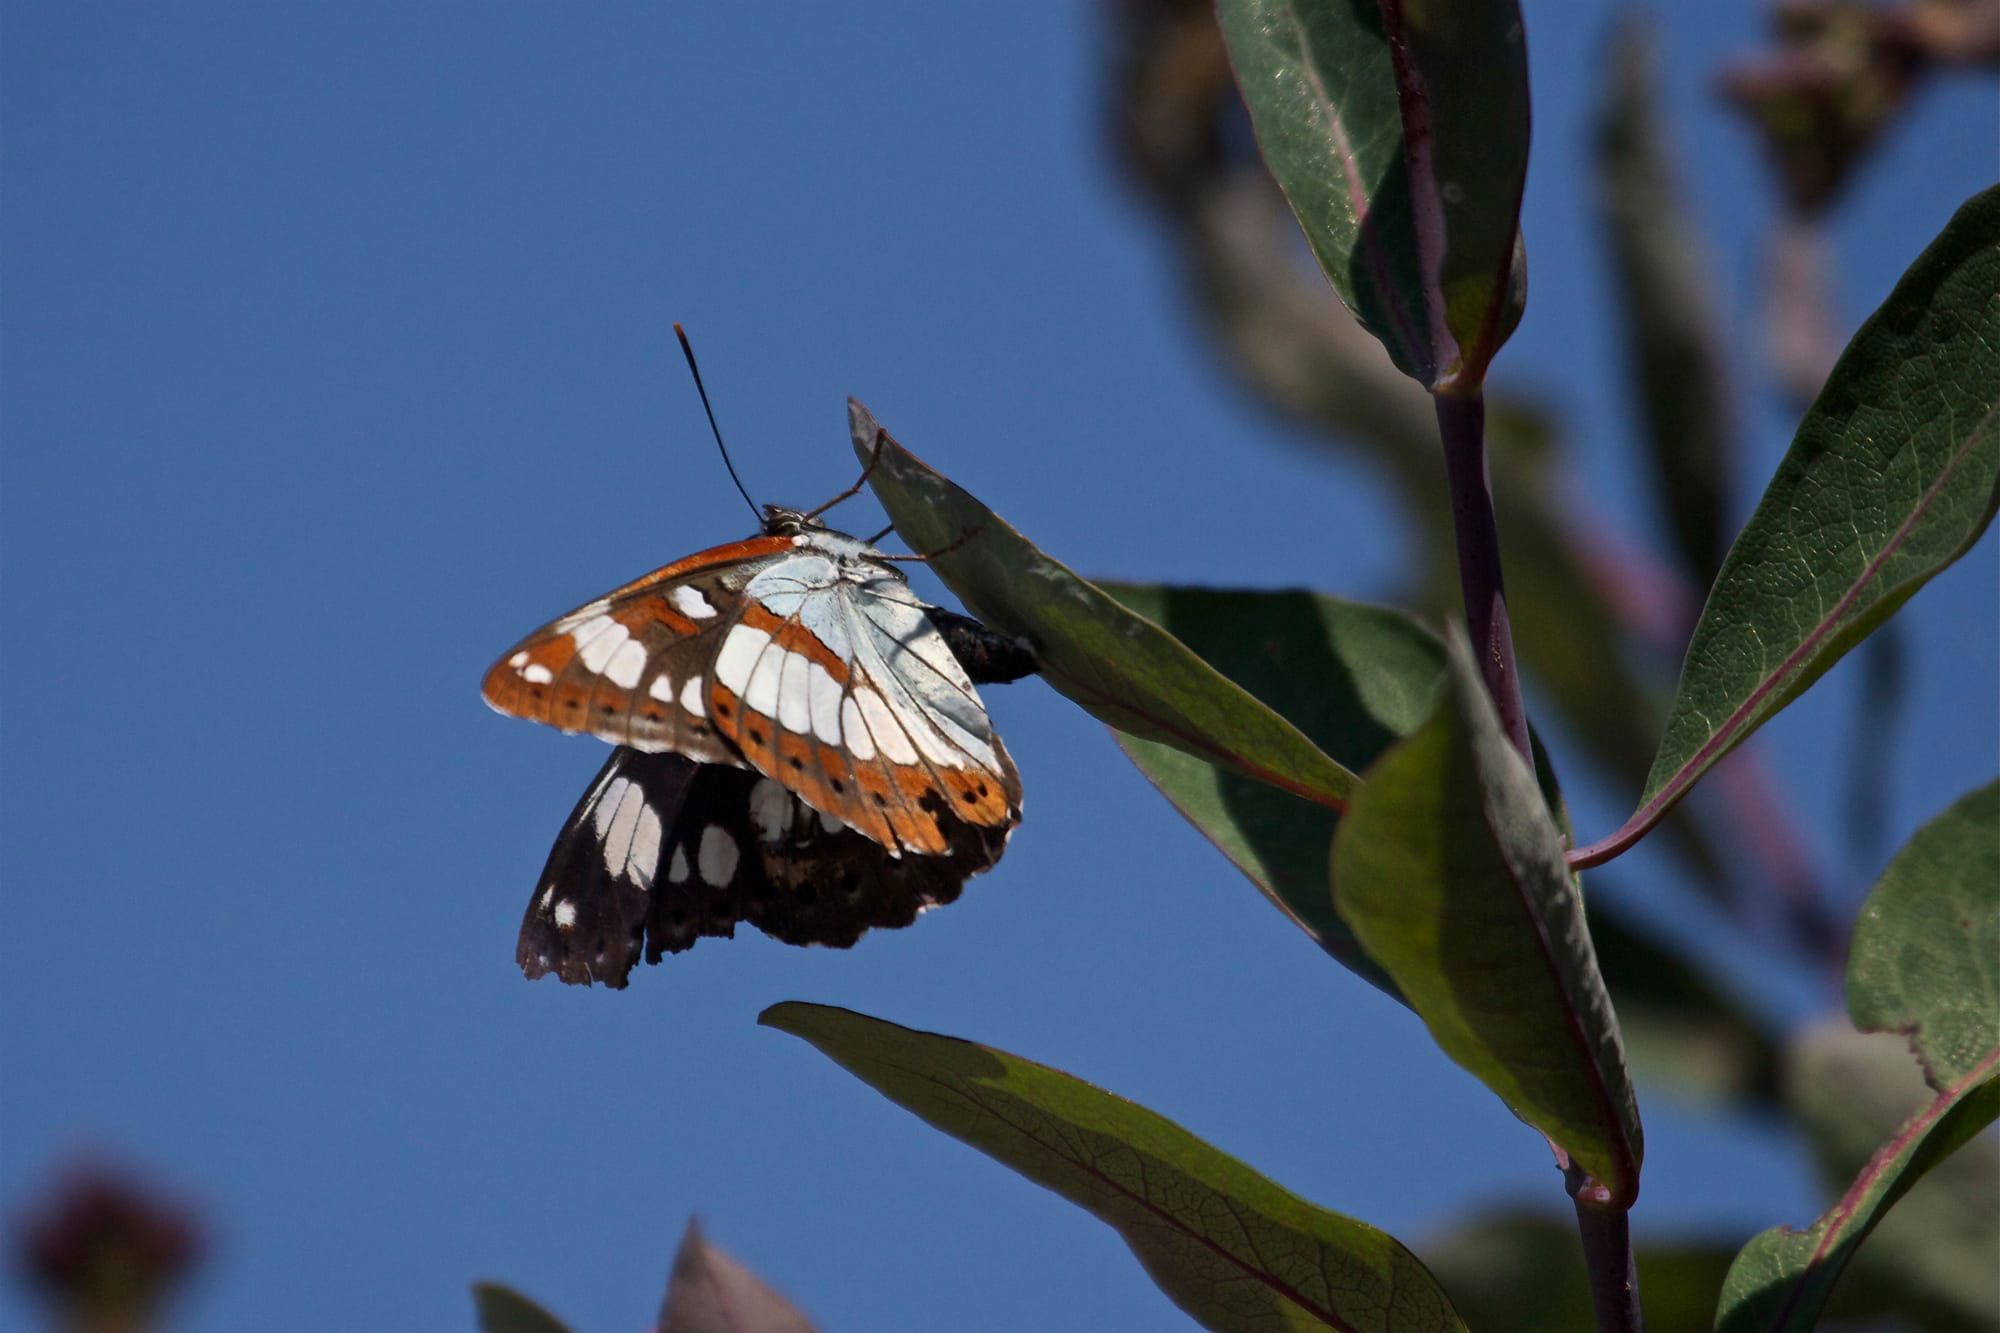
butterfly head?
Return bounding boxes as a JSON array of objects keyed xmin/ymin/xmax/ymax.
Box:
[
  {"xmin": 759, "ymin": 505, "xmax": 823, "ymax": 538},
  {"xmin": 756, "ymin": 504, "xmax": 897, "ymax": 565}
]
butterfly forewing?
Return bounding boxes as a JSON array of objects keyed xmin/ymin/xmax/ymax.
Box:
[{"xmin": 481, "ymin": 536, "xmax": 799, "ymax": 764}]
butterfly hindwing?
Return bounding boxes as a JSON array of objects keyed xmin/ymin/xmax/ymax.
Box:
[{"xmin": 517, "ymin": 745, "xmax": 1012, "ymax": 986}]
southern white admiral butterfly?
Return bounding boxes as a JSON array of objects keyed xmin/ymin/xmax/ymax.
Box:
[{"xmin": 483, "ymin": 492, "xmax": 1036, "ymax": 986}]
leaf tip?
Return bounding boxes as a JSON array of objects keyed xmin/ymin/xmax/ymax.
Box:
[{"xmin": 757, "ymin": 1001, "xmax": 810, "ymax": 1033}]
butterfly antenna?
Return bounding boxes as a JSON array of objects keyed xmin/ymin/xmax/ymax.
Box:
[{"xmin": 675, "ymin": 323, "xmax": 761, "ymax": 523}]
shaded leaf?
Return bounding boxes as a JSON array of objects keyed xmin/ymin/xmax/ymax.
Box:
[
  {"xmin": 1098, "ymin": 584, "xmax": 1773, "ymax": 1100},
  {"xmin": 1593, "ymin": 18, "xmax": 1733, "ymax": 587},
  {"xmin": 1104, "ymin": 584, "xmax": 1444, "ymax": 993},
  {"xmin": 471, "ymin": 1283, "xmax": 575, "ymax": 1333},
  {"xmin": 1716, "ymin": 783, "xmax": 2000, "ymax": 1332},
  {"xmin": 761, "ymin": 1002, "xmax": 1466, "ymax": 1332},
  {"xmin": 850, "ymin": 401, "xmax": 1355, "ymax": 808},
  {"xmin": 1588, "ymin": 186, "xmax": 2000, "ymax": 865},
  {"xmin": 1331, "ymin": 631, "xmax": 1642, "ymax": 1200},
  {"xmin": 1216, "ymin": 0, "xmax": 1530, "ymax": 388},
  {"xmin": 658, "ymin": 1218, "xmax": 815, "ymax": 1333}
]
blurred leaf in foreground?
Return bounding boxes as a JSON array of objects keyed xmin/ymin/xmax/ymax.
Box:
[
  {"xmin": 658, "ymin": 1218, "xmax": 815, "ymax": 1333},
  {"xmin": 472, "ymin": 1283, "xmax": 575, "ymax": 1333}
]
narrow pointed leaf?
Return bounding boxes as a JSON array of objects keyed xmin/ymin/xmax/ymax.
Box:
[
  {"xmin": 1716, "ymin": 782, "xmax": 2000, "ymax": 1332},
  {"xmin": 1331, "ymin": 632, "xmax": 1642, "ymax": 1200},
  {"xmin": 1103, "ymin": 584, "xmax": 1443, "ymax": 992},
  {"xmin": 1216, "ymin": 0, "xmax": 1530, "ymax": 388},
  {"xmin": 658, "ymin": 1218, "xmax": 816, "ymax": 1333},
  {"xmin": 851, "ymin": 402, "xmax": 1355, "ymax": 808},
  {"xmin": 762, "ymin": 1002, "xmax": 1467, "ymax": 1333},
  {"xmin": 471, "ymin": 1283, "xmax": 575, "ymax": 1333},
  {"xmin": 1590, "ymin": 187, "xmax": 2000, "ymax": 864}
]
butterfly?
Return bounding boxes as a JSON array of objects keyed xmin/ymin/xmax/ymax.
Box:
[{"xmin": 482, "ymin": 493, "xmax": 1036, "ymax": 986}]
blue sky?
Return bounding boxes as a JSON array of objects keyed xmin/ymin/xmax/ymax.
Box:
[{"xmin": 3, "ymin": 4, "xmax": 1992, "ymax": 1330}]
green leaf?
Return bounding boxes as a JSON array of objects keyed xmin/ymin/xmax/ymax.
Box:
[
  {"xmin": 1103, "ymin": 585, "xmax": 1444, "ymax": 992},
  {"xmin": 850, "ymin": 402, "xmax": 1355, "ymax": 809},
  {"xmin": 761, "ymin": 1002, "xmax": 1467, "ymax": 1333},
  {"xmin": 658, "ymin": 1218, "xmax": 816, "ymax": 1333},
  {"xmin": 1716, "ymin": 783, "xmax": 2000, "ymax": 1332},
  {"xmin": 1592, "ymin": 18, "xmax": 1732, "ymax": 587},
  {"xmin": 1331, "ymin": 631, "xmax": 1642, "ymax": 1200},
  {"xmin": 1595, "ymin": 187, "xmax": 2000, "ymax": 863},
  {"xmin": 1848, "ymin": 780, "xmax": 2000, "ymax": 1088},
  {"xmin": 1216, "ymin": 0, "xmax": 1530, "ymax": 389},
  {"xmin": 471, "ymin": 1283, "xmax": 575, "ymax": 1333}
]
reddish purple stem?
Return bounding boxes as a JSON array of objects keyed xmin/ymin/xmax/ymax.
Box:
[
  {"xmin": 1436, "ymin": 392, "xmax": 1532, "ymax": 762},
  {"xmin": 1568, "ymin": 1164, "xmax": 1644, "ymax": 1333}
]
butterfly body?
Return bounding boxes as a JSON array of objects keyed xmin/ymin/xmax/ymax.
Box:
[{"xmin": 484, "ymin": 504, "xmax": 1033, "ymax": 984}]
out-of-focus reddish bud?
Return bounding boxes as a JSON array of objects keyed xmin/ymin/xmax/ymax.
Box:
[{"xmin": 14, "ymin": 1163, "xmax": 203, "ymax": 1333}]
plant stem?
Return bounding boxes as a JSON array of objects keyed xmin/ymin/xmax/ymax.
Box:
[
  {"xmin": 1568, "ymin": 1165, "xmax": 1644, "ymax": 1333},
  {"xmin": 1445, "ymin": 392, "xmax": 1643, "ymax": 1328},
  {"xmin": 1435, "ymin": 391, "xmax": 1532, "ymax": 762}
]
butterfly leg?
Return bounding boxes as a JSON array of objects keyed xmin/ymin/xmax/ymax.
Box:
[{"xmin": 802, "ymin": 423, "xmax": 888, "ymax": 522}]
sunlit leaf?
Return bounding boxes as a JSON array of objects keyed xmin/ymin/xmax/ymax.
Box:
[
  {"xmin": 1331, "ymin": 631, "xmax": 1642, "ymax": 1200},
  {"xmin": 852, "ymin": 402, "xmax": 1355, "ymax": 809},
  {"xmin": 762, "ymin": 1002, "xmax": 1467, "ymax": 1332},
  {"xmin": 1589, "ymin": 187, "xmax": 2000, "ymax": 864},
  {"xmin": 1216, "ymin": 0, "xmax": 1530, "ymax": 388}
]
